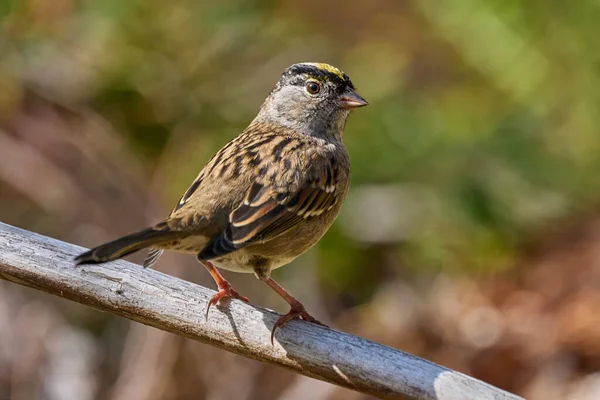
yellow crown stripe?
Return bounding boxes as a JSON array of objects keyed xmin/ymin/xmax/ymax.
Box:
[{"xmin": 305, "ymin": 63, "xmax": 345, "ymax": 81}]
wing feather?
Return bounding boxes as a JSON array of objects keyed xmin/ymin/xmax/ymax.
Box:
[{"xmin": 199, "ymin": 155, "xmax": 339, "ymax": 260}]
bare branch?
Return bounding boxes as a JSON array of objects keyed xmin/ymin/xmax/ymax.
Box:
[{"xmin": 0, "ymin": 222, "xmax": 523, "ymax": 400}]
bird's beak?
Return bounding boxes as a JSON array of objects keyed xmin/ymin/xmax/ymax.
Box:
[{"xmin": 339, "ymin": 89, "xmax": 368, "ymax": 109}]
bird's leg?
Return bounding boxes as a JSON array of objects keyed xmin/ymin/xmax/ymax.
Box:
[
  {"xmin": 262, "ymin": 277, "xmax": 327, "ymax": 343},
  {"xmin": 200, "ymin": 260, "xmax": 249, "ymax": 320}
]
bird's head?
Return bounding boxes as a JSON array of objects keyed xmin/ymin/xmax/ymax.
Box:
[{"xmin": 255, "ymin": 62, "xmax": 368, "ymax": 140}]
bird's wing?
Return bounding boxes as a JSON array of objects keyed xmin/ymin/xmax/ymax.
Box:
[
  {"xmin": 142, "ymin": 170, "xmax": 208, "ymax": 268},
  {"xmin": 141, "ymin": 131, "xmax": 238, "ymax": 268},
  {"xmin": 199, "ymin": 153, "xmax": 340, "ymax": 260}
]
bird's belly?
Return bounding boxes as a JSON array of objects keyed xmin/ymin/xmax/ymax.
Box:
[
  {"xmin": 211, "ymin": 216, "xmax": 335, "ymax": 274},
  {"xmin": 211, "ymin": 252, "xmax": 295, "ymax": 273},
  {"xmin": 211, "ymin": 254, "xmax": 256, "ymax": 273}
]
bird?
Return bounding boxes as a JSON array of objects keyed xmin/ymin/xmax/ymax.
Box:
[{"xmin": 75, "ymin": 62, "xmax": 368, "ymax": 342}]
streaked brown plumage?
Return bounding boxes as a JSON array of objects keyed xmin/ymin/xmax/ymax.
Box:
[{"xmin": 75, "ymin": 62, "xmax": 367, "ymax": 341}]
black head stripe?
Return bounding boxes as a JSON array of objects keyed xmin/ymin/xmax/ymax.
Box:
[{"xmin": 282, "ymin": 63, "xmax": 354, "ymax": 89}]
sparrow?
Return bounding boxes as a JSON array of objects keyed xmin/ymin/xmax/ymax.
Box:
[{"xmin": 75, "ymin": 62, "xmax": 368, "ymax": 342}]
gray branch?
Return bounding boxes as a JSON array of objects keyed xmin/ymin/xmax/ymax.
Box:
[{"xmin": 0, "ymin": 222, "xmax": 523, "ymax": 400}]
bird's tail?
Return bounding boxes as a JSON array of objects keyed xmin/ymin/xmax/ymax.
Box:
[{"xmin": 74, "ymin": 227, "xmax": 185, "ymax": 265}]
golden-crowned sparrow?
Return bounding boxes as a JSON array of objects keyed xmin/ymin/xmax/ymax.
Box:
[{"xmin": 75, "ymin": 62, "xmax": 367, "ymax": 341}]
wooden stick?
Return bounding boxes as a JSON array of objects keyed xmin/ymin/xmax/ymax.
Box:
[{"xmin": 0, "ymin": 222, "xmax": 523, "ymax": 400}]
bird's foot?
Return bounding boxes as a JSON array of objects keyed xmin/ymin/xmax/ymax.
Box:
[
  {"xmin": 271, "ymin": 303, "xmax": 327, "ymax": 344},
  {"xmin": 205, "ymin": 281, "xmax": 249, "ymax": 321}
]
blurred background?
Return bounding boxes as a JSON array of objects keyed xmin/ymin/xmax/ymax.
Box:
[{"xmin": 1, "ymin": 0, "xmax": 600, "ymax": 399}]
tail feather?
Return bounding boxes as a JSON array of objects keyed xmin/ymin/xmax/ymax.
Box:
[
  {"xmin": 143, "ymin": 248, "xmax": 164, "ymax": 269},
  {"xmin": 74, "ymin": 228, "xmax": 184, "ymax": 265}
]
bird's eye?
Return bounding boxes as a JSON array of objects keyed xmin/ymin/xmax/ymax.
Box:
[{"xmin": 305, "ymin": 80, "xmax": 321, "ymax": 95}]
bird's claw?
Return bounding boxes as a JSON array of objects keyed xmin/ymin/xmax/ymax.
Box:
[
  {"xmin": 205, "ymin": 283, "xmax": 249, "ymax": 321},
  {"xmin": 270, "ymin": 305, "xmax": 327, "ymax": 344}
]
